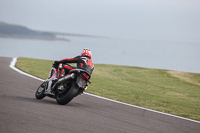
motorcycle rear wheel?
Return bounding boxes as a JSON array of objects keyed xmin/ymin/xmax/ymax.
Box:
[
  {"xmin": 56, "ymin": 81, "xmax": 79, "ymax": 105},
  {"xmin": 35, "ymin": 82, "xmax": 46, "ymax": 99}
]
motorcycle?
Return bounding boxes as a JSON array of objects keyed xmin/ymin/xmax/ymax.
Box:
[{"xmin": 35, "ymin": 63, "xmax": 91, "ymax": 105}]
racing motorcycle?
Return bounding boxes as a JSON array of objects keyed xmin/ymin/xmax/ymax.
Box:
[{"xmin": 35, "ymin": 63, "xmax": 91, "ymax": 105}]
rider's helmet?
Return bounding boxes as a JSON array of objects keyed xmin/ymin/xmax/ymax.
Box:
[{"xmin": 81, "ymin": 49, "xmax": 92, "ymax": 59}]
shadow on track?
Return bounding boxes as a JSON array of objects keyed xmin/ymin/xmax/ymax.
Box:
[
  {"xmin": 0, "ymin": 94, "xmax": 57, "ymax": 105},
  {"xmin": 0, "ymin": 94, "xmax": 88, "ymax": 108}
]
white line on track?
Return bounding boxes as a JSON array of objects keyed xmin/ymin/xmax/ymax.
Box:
[{"xmin": 9, "ymin": 57, "xmax": 200, "ymax": 124}]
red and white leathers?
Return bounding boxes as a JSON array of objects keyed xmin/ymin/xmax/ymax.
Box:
[{"xmin": 58, "ymin": 55, "xmax": 94, "ymax": 75}]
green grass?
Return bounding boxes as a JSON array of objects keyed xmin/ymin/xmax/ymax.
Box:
[{"xmin": 16, "ymin": 57, "xmax": 200, "ymax": 121}]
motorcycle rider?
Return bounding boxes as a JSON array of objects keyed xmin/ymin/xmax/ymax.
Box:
[{"xmin": 45, "ymin": 48, "xmax": 94, "ymax": 95}]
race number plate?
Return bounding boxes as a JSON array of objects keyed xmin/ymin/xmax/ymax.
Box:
[{"xmin": 76, "ymin": 76, "xmax": 86, "ymax": 88}]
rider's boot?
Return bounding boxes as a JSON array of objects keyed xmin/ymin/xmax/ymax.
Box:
[{"xmin": 45, "ymin": 77, "xmax": 58, "ymax": 95}]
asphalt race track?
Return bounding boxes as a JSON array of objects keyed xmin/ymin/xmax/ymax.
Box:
[{"xmin": 0, "ymin": 57, "xmax": 200, "ymax": 133}]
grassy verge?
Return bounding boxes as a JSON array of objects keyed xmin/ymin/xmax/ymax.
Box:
[{"xmin": 16, "ymin": 57, "xmax": 200, "ymax": 121}]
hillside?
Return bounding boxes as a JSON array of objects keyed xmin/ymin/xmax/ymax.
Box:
[
  {"xmin": 0, "ymin": 22, "xmax": 107, "ymax": 41},
  {"xmin": 0, "ymin": 22, "xmax": 69, "ymax": 41}
]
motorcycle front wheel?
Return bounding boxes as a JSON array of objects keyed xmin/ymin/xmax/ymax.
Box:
[
  {"xmin": 56, "ymin": 81, "xmax": 79, "ymax": 105},
  {"xmin": 35, "ymin": 82, "xmax": 46, "ymax": 99}
]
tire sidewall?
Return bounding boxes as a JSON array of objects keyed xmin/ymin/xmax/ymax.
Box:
[
  {"xmin": 56, "ymin": 81, "xmax": 79, "ymax": 105},
  {"xmin": 35, "ymin": 82, "xmax": 46, "ymax": 99}
]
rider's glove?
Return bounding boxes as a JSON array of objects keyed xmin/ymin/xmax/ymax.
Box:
[{"xmin": 53, "ymin": 61, "xmax": 59, "ymax": 69}]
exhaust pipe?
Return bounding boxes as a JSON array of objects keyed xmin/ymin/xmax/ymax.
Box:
[{"xmin": 52, "ymin": 73, "xmax": 75, "ymax": 90}]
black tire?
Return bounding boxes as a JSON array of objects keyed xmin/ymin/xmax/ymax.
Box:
[
  {"xmin": 35, "ymin": 82, "xmax": 46, "ymax": 99},
  {"xmin": 56, "ymin": 82, "xmax": 79, "ymax": 105}
]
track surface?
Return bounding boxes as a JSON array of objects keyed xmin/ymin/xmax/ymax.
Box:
[{"xmin": 0, "ymin": 57, "xmax": 199, "ymax": 133}]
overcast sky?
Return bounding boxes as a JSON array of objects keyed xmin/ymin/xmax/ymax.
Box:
[{"xmin": 0, "ymin": 0, "xmax": 200, "ymax": 42}]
